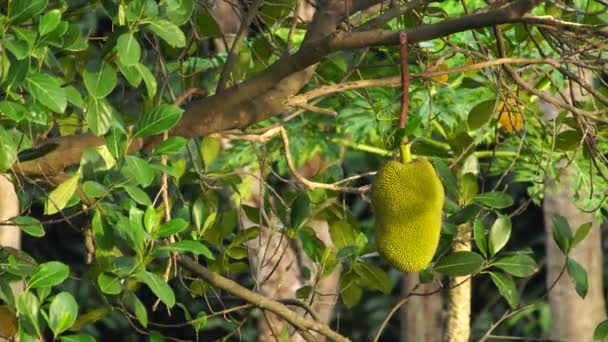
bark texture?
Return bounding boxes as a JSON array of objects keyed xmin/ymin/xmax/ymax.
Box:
[
  {"xmin": 400, "ymin": 273, "xmax": 444, "ymax": 342},
  {"xmin": 446, "ymin": 225, "xmax": 471, "ymax": 342},
  {"xmin": 543, "ymin": 166, "xmax": 606, "ymax": 342},
  {"xmin": 0, "ymin": 175, "xmax": 21, "ymax": 341},
  {"xmin": 0, "ymin": 175, "xmax": 22, "ymax": 294},
  {"xmin": 241, "ymin": 157, "xmax": 341, "ymax": 342}
]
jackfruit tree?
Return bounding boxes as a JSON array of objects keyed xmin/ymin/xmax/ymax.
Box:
[{"xmin": 0, "ymin": 0, "xmax": 606, "ymax": 341}]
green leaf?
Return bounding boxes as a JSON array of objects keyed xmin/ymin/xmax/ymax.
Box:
[
  {"xmin": 92, "ymin": 210, "xmax": 113, "ymax": 251},
  {"xmin": 329, "ymin": 221, "xmax": 358, "ymax": 251},
  {"xmin": 447, "ymin": 204, "xmax": 480, "ymax": 225},
  {"xmin": 44, "ymin": 171, "xmax": 80, "ymax": 215},
  {"xmin": 3, "ymin": 37, "xmax": 29, "ymax": 60},
  {"xmin": 489, "ymin": 271, "xmax": 519, "ymax": 309},
  {"xmin": 552, "ymin": 215, "xmax": 572, "ymax": 255},
  {"xmin": 473, "ymin": 218, "xmax": 488, "ymax": 258},
  {"xmin": 39, "ymin": 9, "xmax": 61, "ymax": 36},
  {"xmin": 566, "ymin": 257, "xmax": 588, "ymax": 298},
  {"xmin": 153, "ymin": 137, "xmax": 187, "ymax": 155},
  {"xmin": 157, "ymin": 218, "xmax": 189, "ymax": 238},
  {"xmin": 146, "ymin": 19, "xmax": 186, "ymax": 48},
  {"xmin": 14, "ymin": 216, "xmax": 45, "ymax": 237},
  {"xmin": 28, "ymin": 261, "xmax": 70, "ymax": 289},
  {"xmin": 593, "ymin": 320, "xmax": 608, "ymax": 342},
  {"xmin": 352, "ymin": 262, "xmax": 392, "ymax": 294},
  {"xmin": 467, "ymin": 99, "xmax": 496, "ymax": 130},
  {"xmin": 290, "ymin": 192, "xmax": 310, "ymax": 229},
  {"xmin": 571, "ymin": 222, "xmax": 593, "ymax": 249},
  {"xmin": 65, "ymin": 86, "xmax": 84, "ymax": 108},
  {"xmin": 49, "ymin": 292, "xmax": 78, "ymax": 337},
  {"xmin": 83, "ymin": 61, "xmax": 117, "ymax": 99},
  {"xmin": 489, "ymin": 216, "xmax": 511, "ymax": 256},
  {"xmin": 123, "ymin": 185, "xmax": 152, "ymax": 206},
  {"xmin": 6, "ymin": 59, "xmax": 30, "ymax": 90},
  {"xmin": 116, "ymin": 33, "xmax": 141, "ymax": 66},
  {"xmin": 432, "ymin": 158, "xmax": 458, "ymax": 200},
  {"xmin": 97, "ymin": 273, "xmax": 122, "ymax": 295},
  {"xmin": 135, "ymin": 63, "xmax": 157, "ymax": 98},
  {"xmin": 555, "ymin": 130, "xmax": 582, "ymax": 151},
  {"xmin": 121, "ymin": 156, "xmax": 155, "ymax": 187},
  {"xmin": 85, "ymin": 97, "xmax": 113, "ymax": 136},
  {"xmin": 161, "ymin": 240, "xmax": 214, "ymax": 259},
  {"xmin": 82, "ymin": 181, "xmax": 107, "ymax": 198},
  {"xmin": 17, "ymin": 291, "xmax": 41, "ymax": 337},
  {"xmin": 60, "ymin": 334, "xmax": 96, "ymax": 342},
  {"xmin": 493, "ymin": 253, "xmax": 537, "ymax": 277},
  {"xmin": 134, "ymin": 104, "xmax": 184, "ymax": 137},
  {"xmin": 9, "ymin": 0, "xmax": 48, "ymax": 24},
  {"xmin": 24, "ymin": 72, "xmax": 67, "ymax": 113},
  {"xmin": 339, "ymin": 271, "xmax": 362, "ymax": 308},
  {"xmin": 134, "ymin": 270, "xmax": 176, "ymax": 307},
  {"xmin": 0, "ymin": 100, "xmax": 27, "ymax": 122},
  {"xmin": 459, "ymin": 172, "xmax": 478, "ymax": 206},
  {"xmin": 130, "ymin": 292, "xmax": 148, "ymax": 328},
  {"xmin": 200, "ymin": 136, "xmax": 221, "ymax": 169},
  {"xmin": 165, "ymin": 0, "xmax": 194, "ymax": 25},
  {"xmin": 0, "ymin": 127, "xmax": 17, "ymax": 172},
  {"xmin": 435, "ymin": 251, "xmax": 485, "ymax": 276},
  {"xmin": 474, "ymin": 192, "xmax": 513, "ymax": 209}
]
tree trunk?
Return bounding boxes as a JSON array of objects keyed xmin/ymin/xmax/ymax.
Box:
[
  {"xmin": 0, "ymin": 174, "xmax": 22, "ymax": 341},
  {"xmin": 543, "ymin": 166, "xmax": 606, "ymax": 341},
  {"xmin": 400, "ymin": 273, "xmax": 444, "ymax": 342},
  {"xmin": 446, "ymin": 224, "xmax": 471, "ymax": 342},
  {"xmin": 241, "ymin": 157, "xmax": 340, "ymax": 341}
]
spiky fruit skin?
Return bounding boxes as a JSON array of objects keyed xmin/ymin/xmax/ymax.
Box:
[{"xmin": 371, "ymin": 159, "xmax": 445, "ymax": 272}]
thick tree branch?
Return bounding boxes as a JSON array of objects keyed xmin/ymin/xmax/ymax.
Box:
[{"xmin": 15, "ymin": 0, "xmax": 542, "ymax": 177}]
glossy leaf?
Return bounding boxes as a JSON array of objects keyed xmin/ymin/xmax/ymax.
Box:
[
  {"xmin": 146, "ymin": 19, "xmax": 186, "ymax": 48},
  {"xmin": 97, "ymin": 273, "xmax": 122, "ymax": 295},
  {"xmin": 49, "ymin": 292, "xmax": 78, "ymax": 336},
  {"xmin": 83, "ymin": 61, "xmax": 117, "ymax": 99},
  {"xmin": 135, "ymin": 271, "xmax": 176, "ymax": 307},
  {"xmin": 161, "ymin": 240, "xmax": 214, "ymax": 259},
  {"xmin": 474, "ymin": 192, "xmax": 513, "ymax": 209},
  {"xmin": 85, "ymin": 97, "xmax": 113, "ymax": 135},
  {"xmin": 489, "ymin": 216, "xmax": 511, "ymax": 256},
  {"xmin": 44, "ymin": 171, "xmax": 80, "ymax": 215},
  {"xmin": 435, "ymin": 251, "xmax": 485, "ymax": 276},
  {"xmin": 489, "ymin": 271, "xmax": 519, "ymax": 309},
  {"xmin": 493, "ymin": 253, "xmax": 537, "ymax": 277},
  {"xmin": 28, "ymin": 261, "xmax": 70, "ymax": 289},
  {"xmin": 153, "ymin": 137, "xmax": 187, "ymax": 155},
  {"xmin": 134, "ymin": 104, "xmax": 184, "ymax": 137},
  {"xmin": 552, "ymin": 215, "xmax": 572, "ymax": 255},
  {"xmin": 13, "ymin": 216, "xmax": 45, "ymax": 237},
  {"xmin": 473, "ymin": 218, "xmax": 488, "ymax": 258},
  {"xmin": 566, "ymin": 257, "xmax": 588, "ymax": 298},
  {"xmin": 116, "ymin": 33, "xmax": 141, "ymax": 66},
  {"xmin": 352, "ymin": 262, "xmax": 392, "ymax": 294},
  {"xmin": 24, "ymin": 73, "xmax": 66, "ymax": 113}
]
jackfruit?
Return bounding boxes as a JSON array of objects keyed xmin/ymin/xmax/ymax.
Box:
[{"xmin": 371, "ymin": 159, "xmax": 445, "ymax": 272}]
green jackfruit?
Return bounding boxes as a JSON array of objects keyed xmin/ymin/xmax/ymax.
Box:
[{"xmin": 371, "ymin": 159, "xmax": 444, "ymax": 272}]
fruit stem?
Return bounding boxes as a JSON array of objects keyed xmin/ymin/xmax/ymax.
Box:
[
  {"xmin": 400, "ymin": 144, "xmax": 412, "ymax": 163},
  {"xmin": 398, "ymin": 32, "xmax": 411, "ymax": 164}
]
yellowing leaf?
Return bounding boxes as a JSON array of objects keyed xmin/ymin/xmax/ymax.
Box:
[
  {"xmin": 428, "ymin": 63, "xmax": 449, "ymax": 85},
  {"xmin": 45, "ymin": 171, "xmax": 80, "ymax": 215},
  {"xmin": 0, "ymin": 305, "xmax": 17, "ymax": 338},
  {"xmin": 498, "ymin": 98, "xmax": 523, "ymax": 133}
]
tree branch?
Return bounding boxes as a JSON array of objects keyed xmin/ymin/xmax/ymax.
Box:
[{"xmin": 177, "ymin": 256, "xmax": 351, "ymax": 342}]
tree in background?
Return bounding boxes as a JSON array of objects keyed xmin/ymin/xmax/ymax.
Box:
[{"xmin": 0, "ymin": 0, "xmax": 607, "ymax": 341}]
